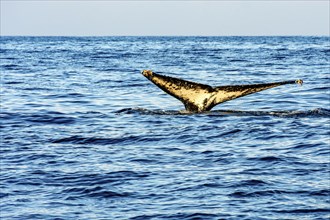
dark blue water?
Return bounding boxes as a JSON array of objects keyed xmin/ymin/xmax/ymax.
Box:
[{"xmin": 1, "ymin": 36, "xmax": 330, "ymax": 220}]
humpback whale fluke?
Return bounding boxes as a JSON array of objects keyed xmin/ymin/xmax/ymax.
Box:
[{"xmin": 142, "ymin": 70, "xmax": 303, "ymax": 113}]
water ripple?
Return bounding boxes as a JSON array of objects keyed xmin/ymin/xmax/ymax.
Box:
[{"xmin": 1, "ymin": 36, "xmax": 329, "ymax": 220}]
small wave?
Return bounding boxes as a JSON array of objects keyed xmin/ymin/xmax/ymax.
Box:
[
  {"xmin": 63, "ymin": 186, "xmax": 130, "ymax": 200},
  {"xmin": 218, "ymin": 129, "xmax": 242, "ymax": 137},
  {"xmin": 232, "ymin": 179, "xmax": 268, "ymax": 187},
  {"xmin": 1, "ymin": 64, "xmax": 20, "ymax": 69},
  {"xmin": 228, "ymin": 59, "xmax": 248, "ymax": 62},
  {"xmin": 4, "ymin": 81, "xmax": 23, "ymax": 85},
  {"xmin": 0, "ymin": 192, "xmax": 10, "ymax": 198},
  {"xmin": 91, "ymin": 55, "xmax": 118, "ymax": 59},
  {"xmin": 229, "ymin": 189, "xmax": 330, "ymax": 198},
  {"xmin": 115, "ymin": 107, "xmax": 330, "ymax": 118},
  {"xmin": 26, "ymin": 115, "xmax": 76, "ymax": 124},
  {"xmin": 248, "ymin": 156, "xmax": 284, "ymax": 163},
  {"xmin": 309, "ymin": 189, "xmax": 330, "ymax": 196},
  {"xmin": 51, "ymin": 135, "xmax": 161, "ymax": 145},
  {"xmin": 229, "ymin": 189, "xmax": 285, "ymax": 198},
  {"xmin": 51, "ymin": 135, "xmax": 138, "ymax": 145},
  {"xmin": 0, "ymin": 111, "xmax": 76, "ymax": 125},
  {"xmin": 274, "ymin": 208, "xmax": 330, "ymax": 214},
  {"xmin": 34, "ymin": 170, "xmax": 149, "ymax": 187},
  {"xmin": 131, "ymin": 213, "xmax": 220, "ymax": 220}
]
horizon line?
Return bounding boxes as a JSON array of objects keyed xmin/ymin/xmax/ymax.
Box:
[{"xmin": 1, "ymin": 34, "xmax": 329, "ymax": 37}]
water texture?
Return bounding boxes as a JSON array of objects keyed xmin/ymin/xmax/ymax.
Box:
[{"xmin": 1, "ymin": 36, "xmax": 330, "ymax": 219}]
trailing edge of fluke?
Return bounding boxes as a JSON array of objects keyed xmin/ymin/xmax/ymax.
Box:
[{"xmin": 142, "ymin": 70, "xmax": 303, "ymax": 113}]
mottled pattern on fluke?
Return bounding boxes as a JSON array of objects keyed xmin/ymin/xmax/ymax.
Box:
[{"xmin": 142, "ymin": 70, "xmax": 303, "ymax": 113}]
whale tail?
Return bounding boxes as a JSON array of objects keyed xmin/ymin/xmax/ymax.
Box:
[{"xmin": 142, "ymin": 70, "xmax": 303, "ymax": 113}]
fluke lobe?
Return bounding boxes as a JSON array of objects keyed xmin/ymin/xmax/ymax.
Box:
[{"xmin": 142, "ymin": 70, "xmax": 303, "ymax": 113}]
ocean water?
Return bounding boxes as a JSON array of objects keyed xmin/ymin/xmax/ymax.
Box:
[{"xmin": 1, "ymin": 36, "xmax": 330, "ymax": 220}]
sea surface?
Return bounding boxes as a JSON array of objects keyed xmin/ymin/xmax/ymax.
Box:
[{"xmin": 1, "ymin": 36, "xmax": 330, "ymax": 220}]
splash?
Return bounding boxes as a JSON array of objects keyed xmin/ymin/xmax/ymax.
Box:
[{"xmin": 115, "ymin": 108, "xmax": 330, "ymax": 118}]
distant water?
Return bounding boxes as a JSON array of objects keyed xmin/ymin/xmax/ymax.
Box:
[{"xmin": 1, "ymin": 36, "xmax": 330, "ymax": 220}]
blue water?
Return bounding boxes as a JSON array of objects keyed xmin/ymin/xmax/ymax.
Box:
[{"xmin": 1, "ymin": 36, "xmax": 330, "ymax": 220}]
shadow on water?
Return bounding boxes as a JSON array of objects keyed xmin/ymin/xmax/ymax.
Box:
[{"xmin": 115, "ymin": 107, "xmax": 330, "ymax": 118}]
